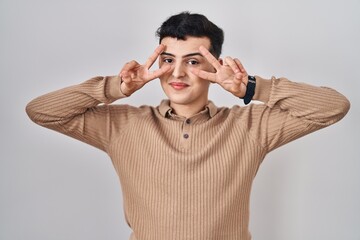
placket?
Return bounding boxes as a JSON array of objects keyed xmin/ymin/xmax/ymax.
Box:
[{"xmin": 180, "ymin": 118, "xmax": 192, "ymax": 150}]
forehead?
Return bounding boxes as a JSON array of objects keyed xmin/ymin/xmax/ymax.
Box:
[{"xmin": 160, "ymin": 36, "xmax": 211, "ymax": 56}]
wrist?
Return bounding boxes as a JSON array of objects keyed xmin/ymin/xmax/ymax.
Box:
[
  {"xmin": 239, "ymin": 75, "xmax": 256, "ymax": 105},
  {"xmin": 120, "ymin": 79, "xmax": 131, "ymax": 97}
]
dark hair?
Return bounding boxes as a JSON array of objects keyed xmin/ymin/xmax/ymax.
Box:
[{"xmin": 156, "ymin": 12, "xmax": 224, "ymax": 58}]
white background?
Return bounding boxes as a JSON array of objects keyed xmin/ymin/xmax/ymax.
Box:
[{"xmin": 1, "ymin": 0, "xmax": 359, "ymax": 239}]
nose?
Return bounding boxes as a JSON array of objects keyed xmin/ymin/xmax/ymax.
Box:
[{"xmin": 171, "ymin": 62, "xmax": 186, "ymax": 78}]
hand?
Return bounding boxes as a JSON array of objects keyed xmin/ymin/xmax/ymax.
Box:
[
  {"xmin": 119, "ymin": 44, "xmax": 171, "ymax": 96},
  {"xmin": 191, "ymin": 46, "xmax": 248, "ymax": 98}
]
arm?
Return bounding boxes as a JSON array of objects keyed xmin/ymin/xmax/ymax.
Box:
[
  {"xmin": 246, "ymin": 76, "xmax": 350, "ymax": 152},
  {"xmin": 26, "ymin": 76, "xmax": 126, "ymax": 152},
  {"xmin": 192, "ymin": 46, "xmax": 350, "ymax": 152},
  {"xmin": 26, "ymin": 45, "xmax": 170, "ymax": 152}
]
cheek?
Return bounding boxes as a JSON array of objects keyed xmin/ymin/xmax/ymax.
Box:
[
  {"xmin": 196, "ymin": 62, "xmax": 216, "ymax": 75},
  {"xmin": 205, "ymin": 64, "xmax": 217, "ymax": 73},
  {"xmin": 159, "ymin": 73, "xmax": 170, "ymax": 87},
  {"xmin": 191, "ymin": 74, "xmax": 210, "ymax": 88}
]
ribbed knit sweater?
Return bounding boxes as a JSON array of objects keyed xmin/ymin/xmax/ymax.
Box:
[{"xmin": 26, "ymin": 75, "xmax": 350, "ymax": 240}]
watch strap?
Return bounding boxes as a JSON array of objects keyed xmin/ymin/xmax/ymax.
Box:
[{"xmin": 240, "ymin": 75, "xmax": 256, "ymax": 105}]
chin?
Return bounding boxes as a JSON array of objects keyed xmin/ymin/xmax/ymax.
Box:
[
  {"xmin": 162, "ymin": 87, "xmax": 187, "ymax": 103},
  {"xmin": 167, "ymin": 95, "xmax": 192, "ymax": 105}
]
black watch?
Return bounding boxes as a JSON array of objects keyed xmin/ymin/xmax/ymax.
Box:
[{"xmin": 240, "ymin": 75, "xmax": 256, "ymax": 105}]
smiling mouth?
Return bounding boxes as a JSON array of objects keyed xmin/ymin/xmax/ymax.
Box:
[{"xmin": 169, "ymin": 82, "xmax": 189, "ymax": 90}]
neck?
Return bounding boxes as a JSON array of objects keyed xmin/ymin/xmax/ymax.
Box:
[{"xmin": 170, "ymin": 100, "xmax": 209, "ymax": 118}]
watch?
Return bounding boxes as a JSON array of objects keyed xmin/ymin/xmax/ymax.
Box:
[{"xmin": 240, "ymin": 75, "xmax": 256, "ymax": 105}]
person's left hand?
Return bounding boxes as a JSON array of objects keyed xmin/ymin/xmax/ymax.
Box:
[{"xmin": 191, "ymin": 46, "xmax": 248, "ymax": 98}]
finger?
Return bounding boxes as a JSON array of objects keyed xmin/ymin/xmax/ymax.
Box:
[
  {"xmin": 145, "ymin": 64, "xmax": 172, "ymax": 82},
  {"xmin": 199, "ymin": 46, "xmax": 222, "ymax": 71},
  {"xmin": 239, "ymin": 81, "xmax": 247, "ymax": 98},
  {"xmin": 223, "ymin": 57, "xmax": 242, "ymax": 84},
  {"xmin": 234, "ymin": 58, "xmax": 246, "ymax": 73},
  {"xmin": 144, "ymin": 44, "xmax": 165, "ymax": 70},
  {"xmin": 190, "ymin": 68, "xmax": 217, "ymax": 82},
  {"xmin": 233, "ymin": 58, "xmax": 247, "ymax": 81},
  {"xmin": 120, "ymin": 60, "xmax": 139, "ymax": 75},
  {"xmin": 224, "ymin": 56, "xmax": 241, "ymax": 74},
  {"xmin": 120, "ymin": 71, "xmax": 132, "ymax": 83}
]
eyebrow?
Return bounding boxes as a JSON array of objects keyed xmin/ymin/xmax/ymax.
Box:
[{"xmin": 160, "ymin": 52, "xmax": 204, "ymax": 58}]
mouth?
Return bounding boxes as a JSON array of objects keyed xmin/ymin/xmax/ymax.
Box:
[{"xmin": 169, "ymin": 82, "xmax": 189, "ymax": 90}]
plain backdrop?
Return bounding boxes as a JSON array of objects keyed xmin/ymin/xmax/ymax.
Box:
[{"xmin": 1, "ymin": 0, "xmax": 359, "ymax": 239}]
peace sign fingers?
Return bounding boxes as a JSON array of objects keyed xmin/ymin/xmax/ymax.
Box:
[
  {"xmin": 144, "ymin": 44, "xmax": 165, "ymax": 70},
  {"xmin": 199, "ymin": 46, "xmax": 222, "ymax": 71},
  {"xmin": 190, "ymin": 68, "xmax": 217, "ymax": 82}
]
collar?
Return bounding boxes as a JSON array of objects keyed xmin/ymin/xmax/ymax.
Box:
[{"xmin": 158, "ymin": 100, "xmax": 217, "ymax": 120}]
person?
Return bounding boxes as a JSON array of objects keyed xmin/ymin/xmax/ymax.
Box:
[{"xmin": 26, "ymin": 11, "xmax": 350, "ymax": 240}]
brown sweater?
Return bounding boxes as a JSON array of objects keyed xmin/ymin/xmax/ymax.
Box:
[{"xmin": 26, "ymin": 75, "xmax": 350, "ymax": 240}]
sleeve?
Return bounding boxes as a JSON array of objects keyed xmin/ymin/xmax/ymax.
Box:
[
  {"xmin": 245, "ymin": 76, "xmax": 350, "ymax": 153},
  {"xmin": 25, "ymin": 75, "xmax": 128, "ymax": 152}
]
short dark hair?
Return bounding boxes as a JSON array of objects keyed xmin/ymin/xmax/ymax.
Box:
[{"xmin": 156, "ymin": 12, "xmax": 224, "ymax": 58}]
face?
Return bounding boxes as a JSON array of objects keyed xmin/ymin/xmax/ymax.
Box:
[{"xmin": 158, "ymin": 36, "xmax": 217, "ymax": 110}]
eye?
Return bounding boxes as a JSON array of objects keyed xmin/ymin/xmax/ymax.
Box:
[
  {"xmin": 187, "ymin": 59, "xmax": 199, "ymax": 65},
  {"xmin": 163, "ymin": 58, "xmax": 173, "ymax": 64}
]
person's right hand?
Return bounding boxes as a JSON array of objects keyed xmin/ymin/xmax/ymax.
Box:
[{"xmin": 119, "ymin": 44, "xmax": 171, "ymax": 96}]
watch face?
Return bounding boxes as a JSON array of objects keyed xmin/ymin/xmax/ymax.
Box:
[{"xmin": 248, "ymin": 76, "xmax": 256, "ymax": 83}]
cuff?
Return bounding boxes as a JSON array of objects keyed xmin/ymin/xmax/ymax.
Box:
[
  {"xmin": 252, "ymin": 75, "xmax": 272, "ymax": 103},
  {"xmin": 105, "ymin": 75, "xmax": 128, "ymax": 102}
]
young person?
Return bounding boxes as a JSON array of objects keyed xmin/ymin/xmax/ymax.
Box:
[{"xmin": 26, "ymin": 12, "xmax": 350, "ymax": 240}]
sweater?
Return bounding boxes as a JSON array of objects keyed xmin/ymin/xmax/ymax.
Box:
[{"xmin": 26, "ymin": 75, "xmax": 350, "ymax": 240}]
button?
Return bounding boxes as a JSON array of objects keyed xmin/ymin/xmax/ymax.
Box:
[
  {"xmin": 183, "ymin": 133, "xmax": 189, "ymax": 139},
  {"xmin": 185, "ymin": 119, "xmax": 191, "ymax": 124}
]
